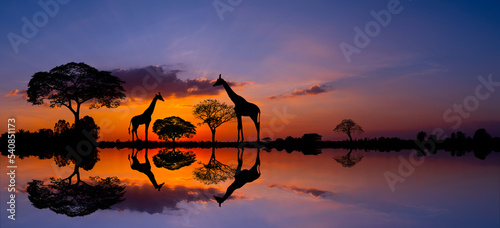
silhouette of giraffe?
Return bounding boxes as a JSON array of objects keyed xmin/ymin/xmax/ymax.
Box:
[
  {"xmin": 213, "ymin": 147, "xmax": 261, "ymax": 207},
  {"xmin": 129, "ymin": 93, "xmax": 164, "ymax": 142},
  {"xmin": 213, "ymin": 74, "xmax": 260, "ymax": 142},
  {"xmin": 128, "ymin": 148, "xmax": 164, "ymax": 191}
]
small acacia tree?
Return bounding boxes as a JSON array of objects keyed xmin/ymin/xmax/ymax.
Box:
[
  {"xmin": 27, "ymin": 62, "xmax": 125, "ymax": 129},
  {"xmin": 152, "ymin": 116, "xmax": 196, "ymax": 145},
  {"xmin": 333, "ymin": 119, "xmax": 364, "ymax": 142},
  {"xmin": 192, "ymin": 99, "xmax": 235, "ymax": 144}
]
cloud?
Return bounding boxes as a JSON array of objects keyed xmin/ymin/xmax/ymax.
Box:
[
  {"xmin": 4, "ymin": 89, "xmax": 27, "ymax": 98},
  {"xmin": 268, "ymin": 84, "xmax": 330, "ymax": 99},
  {"xmin": 111, "ymin": 66, "xmax": 248, "ymax": 103},
  {"xmin": 268, "ymin": 184, "xmax": 335, "ymax": 199},
  {"xmin": 112, "ymin": 181, "xmax": 244, "ymax": 214},
  {"xmin": 267, "ymin": 184, "xmax": 447, "ymax": 217}
]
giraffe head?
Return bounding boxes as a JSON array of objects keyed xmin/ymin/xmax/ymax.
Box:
[
  {"xmin": 155, "ymin": 92, "xmax": 164, "ymax": 101},
  {"xmin": 213, "ymin": 74, "xmax": 225, "ymax": 87}
]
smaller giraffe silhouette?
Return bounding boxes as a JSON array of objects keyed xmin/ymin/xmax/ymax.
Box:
[
  {"xmin": 213, "ymin": 74, "xmax": 260, "ymax": 142},
  {"xmin": 128, "ymin": 148, "xmax": 164, "ymax": 191},
  {"xmin": 129, "ymin": 93, "xmax": 164, "ymax": 142}
]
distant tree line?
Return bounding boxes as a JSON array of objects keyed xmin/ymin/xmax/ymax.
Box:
[{"xmin": 0, "ymin": 116, "xmax": 100, "ymax": 159}]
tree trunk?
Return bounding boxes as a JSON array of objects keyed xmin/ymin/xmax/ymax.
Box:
[
  {"xmin": 74, "ymin": 103, "xmax": 81, "ymax": 130},
  {"xmin": 347, "ymin": 133, "xmax": 352, "ymax": 142},
  {"xmin": 211, "ymin": 128, "xmax": 216, "ymax": 146}
]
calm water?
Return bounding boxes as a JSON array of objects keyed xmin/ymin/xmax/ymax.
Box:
[{"xmin": 1, "ymin": 148, "xmax": 499, "ymax": 228}]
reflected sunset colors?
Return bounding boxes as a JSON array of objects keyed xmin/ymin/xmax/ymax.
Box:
[{"xmin": 1, "ymin": 147, "xmax": 498, "ymax": 227}]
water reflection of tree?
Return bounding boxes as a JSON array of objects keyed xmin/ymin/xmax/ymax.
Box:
[
  {"xmin": 27, "ymin": 146, "xmax": 125, "ymax": 217},
  {"xmin": 193, "ymin": 147, "xmax": 235, "ymax": 185},
  {"xmin": 333, "ymin": 149, "xmax": 364, "ymax": 168},
  {"xmin": 53, "ymin": 147, "xmax": 100, "ymax": 184},
  {"xmin": 153, "ymin": 148, "xmax": 196, "ymax": 170},
  {"xmin": 27, "ymin": 176, "xmax": 125, "ymax": 217}
]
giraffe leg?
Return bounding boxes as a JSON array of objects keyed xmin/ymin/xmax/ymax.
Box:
[
  {"xmin": 251, "ymin": 114, "xmax": 260, "ymax": 142},
  {"xmin": 145, "ymin": 122, "xmax": 150, "ymax": 142},
  {"xmin": 237, "ymin": 115, "xmax": 242, "ymax": 142},
  {"xmin": 132, "ymin": 125, "xmax": 138, "ymax": 142}
]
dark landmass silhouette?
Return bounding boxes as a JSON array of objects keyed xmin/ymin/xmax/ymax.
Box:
[{"xmin": 2, "ymin": 128, "xmax": 499, "ymax": 160}]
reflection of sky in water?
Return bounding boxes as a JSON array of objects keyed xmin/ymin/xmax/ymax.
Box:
[{"xmin": 1, "ymin": 148, "xmax": 499, "ymax": 227}]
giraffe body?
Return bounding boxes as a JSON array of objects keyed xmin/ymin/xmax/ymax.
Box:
[
  {"xmin": 213, "ymin": 74, "xmax": 260, "ymax": 142},
  {"xmin": 129, "ymin": 93, "xmax": 164, "ymax": 142}
]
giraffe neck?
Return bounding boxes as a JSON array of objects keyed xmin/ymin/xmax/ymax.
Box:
[
  {"xmin": 132, "ymin": 164, "xmax": 161, "ymax": 187},
  {"xmin": 143, "ymin": 97, "xmax": 158, "ymax": 116},
  {"xmin": 143, "ymin": 170, "xmax": 160, "ymax": 187},
  {"xmin": 222, "ymin": 81, "xmax": 240, "ymax": 104}
]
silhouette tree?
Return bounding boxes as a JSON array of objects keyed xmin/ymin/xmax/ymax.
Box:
[
  {"xmin": 193, "ymin": 147, "xmax": 235, "ymax": 185},
  {"xmin": 472, "ymin": 128, "xmax": 493, "ymax": 160},
  {"xmin": 27, "ymin": 176, "xmax": 125, "ymax": 217},
  {"xmin": 73, "ymin": 115, "xmax": 100, "ymax": 139},
  {"xmin": 333, "ymin": 119, "xmax": 364, "ymax": 142},
  {"xmin": 54, "ymin": 119, "xmax": 70, "ymax": 136},
  {"xmin": 27, "ymin": 62, "xmax": 125, "ymax": 129},
  {"xmin": 37, "ymin": 128, "xmax": 54, "ymax": 138},
  {"xmin": 193, "ymin": 99, "xmax": 236, "ymax": 144},
  {"xmin": 153, "ymin": 148, "xmax": 196, "ymax": 170},
  {"xmin": 152, "ymin": 116, "xmax": 196, "ymax": 145},
  {"xmin": 53, "ymin": 147, "xmax": 100, "ymax": 185},
  {"xmin": 417, "ymin": 131, "xmax": 427, "ymax": 141},
  {"xmin": 333, "ymin": 149, "xmax": 364, "ymax": 168}
]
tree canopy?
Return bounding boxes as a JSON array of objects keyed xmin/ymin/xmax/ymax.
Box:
[
  {"xmin": 192, "ymin": 99, "xmax": 235, "ymax": 143},
  {"xmin": 27, "ymin": 176, "xmax": 125, "ymax": 217},
  {"xmin": 333, "ymin": 119, "xmax": 364, "ymax": 142},
  {"xmin": 152, "ymin": 116, "xmax": 196, "ymax": 144},
  {"xmin": 333, "ymin": 149, "xmax": 364, "ymax": 168},
  {"xmin": 27, "ymin": 62, "xmax": 125, "ymax": 128},
  {"xmin": 153, "ymin": 149, "xmax": 197, "ymax": 170},
  {"xmin": 193, "ymin": 148, "xmax": 235, "ymax": 185}
]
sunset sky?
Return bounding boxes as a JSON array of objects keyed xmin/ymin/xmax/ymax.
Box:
[{"xmin": 1, "ymin": 0, "xmax": 499, "ymax": 142}]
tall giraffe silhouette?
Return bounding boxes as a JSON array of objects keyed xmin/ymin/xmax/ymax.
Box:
[
  {"xmin": 213, "ymin": 74, "xmax": 260, "ymax": 142},
  {"xmin": 129, "ymin": 93, "xmax": 164, "ymax": 142},
  {"xmin": 213, "ymin": 147, "xmax": 261, "ymax": 207},
  {"xmin": 128, "ymin": 148, "xmax": 164, "ymax": 191}
]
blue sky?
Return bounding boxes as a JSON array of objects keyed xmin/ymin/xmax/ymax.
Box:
[{"xmin": 1, "ymin": 0, "xmax": 499, "ymax": 140}]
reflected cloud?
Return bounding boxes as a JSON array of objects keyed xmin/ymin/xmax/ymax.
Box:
[
  {"xmin": 268, "ymin": 184, "xmax": 448, "ymax": 217},
  {"xmin": 268, "ymin": 184, "xmax": 335, "ymax": 199},
  {"xmin": 112, "ymin": 181, "xmax": 244, "ymax": 214}
]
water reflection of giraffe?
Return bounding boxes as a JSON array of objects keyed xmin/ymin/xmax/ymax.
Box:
[
  {"xmin": 213, "ymin": 74, "xmax": 260, "ymax": 142},
  {"xmin": 128, "ymin": 148, "xmax": 164, "ymax": 191},
  {"xmin": 214, "ymin": 147, "xmax": 261, "ymax": 207},
  {"xmin": 129, "ymin": 93, "xmax": 164, "ymax": 142}
]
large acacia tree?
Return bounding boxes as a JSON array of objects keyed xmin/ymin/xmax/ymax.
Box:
[
  {"xmin": 153, "ymin": 116, "xmax": 196, "ymax": 145},
  {"xmin": 27, "ymin": 62, "xmax": 125, "ymax": 129},
  {"xmin": 193, "ymin": 99, "xmax": 235, "ymax": 143},
  {"xmin": 333, "ymin": 119, "xmax": 364, "ymax": 142}
]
